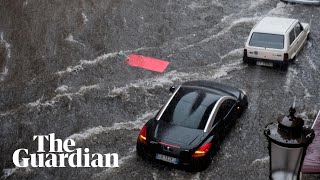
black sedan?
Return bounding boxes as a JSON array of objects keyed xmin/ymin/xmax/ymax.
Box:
[{"xmin": 136, "ymin": 80, "xmax": 248, "ymax": 171}]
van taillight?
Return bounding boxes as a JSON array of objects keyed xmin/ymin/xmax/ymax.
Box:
[
  {"xmin": 243, "ymin": 49, "xmax": 247, "ymax": 57},
  {"xmin": 284, "ymin": 53, "xmax": 289, "ymax": 61}
]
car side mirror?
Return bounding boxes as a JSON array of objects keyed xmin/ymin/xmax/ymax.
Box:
[{"xmin": 169, "ymin": 86, "xmax": 175, "ymax": 93}]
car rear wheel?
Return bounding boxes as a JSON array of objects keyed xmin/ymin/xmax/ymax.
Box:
[
  {"xmin": 307, "ymin": 33, "xmax": 311, "ymax": 40},
  {"xmin": 242, "ymin": 56, "xmax": 248, "ymax": 64},
  {"xmin": 243, "ymin": 57, "xmax": 255, "ymax": 66},
  {"xmin": 136, "ymin": 142, "xmax": 153, "ymax": 161},
  {"xmin": 187, "ymin": 146, "xmax": 216, "ymax": 172},
  {"xmin": 237, "ymin": 104, "xmax": 247, "ymax": 118},
  {"xmin": 291, "ymin": 56, "xmax": 296, "ymax": 64},
  {"xmin": 280, "ymin": 62, "xmax": 289, "ymax": 71}
]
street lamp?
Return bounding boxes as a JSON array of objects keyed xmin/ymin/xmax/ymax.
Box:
[{"xmin": 264, "ymin": 107, "xmax": 315, "ymax": 180}]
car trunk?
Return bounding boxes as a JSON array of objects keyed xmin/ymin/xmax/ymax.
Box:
[
  {"xmin": 153, "ymin": 121, "xmax": 204, "ymax": 147},
  {"xmin": 247, "ymin": 47, "xmax": 285, "ymax": 61}
]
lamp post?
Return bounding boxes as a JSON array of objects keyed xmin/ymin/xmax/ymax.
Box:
[{"xmin": 264, "ymin": 107, "xmax": 314, "ymax": 180}]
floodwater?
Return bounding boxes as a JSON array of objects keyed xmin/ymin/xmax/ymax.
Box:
[{"xmin": 0, "ymin": 0, "xmax": 319, "ymax": 179}]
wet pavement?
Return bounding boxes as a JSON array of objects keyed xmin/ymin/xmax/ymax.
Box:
[{"xmin": 0, "ymin": 0, "xmax": 320, "ymax": 179}]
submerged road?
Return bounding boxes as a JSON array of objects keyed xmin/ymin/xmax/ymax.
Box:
[{"xmin": 0, "ymin": 0, "xmax": 320, "ymax": 179}]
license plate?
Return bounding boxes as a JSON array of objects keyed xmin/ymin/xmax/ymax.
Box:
[
  {"xmin": 257, "ymin": 61, "xmax": 273, "ymax": 67},
  {"xmin": 155, "ymin": 154, "xmax": 179, "ymax": 164}
]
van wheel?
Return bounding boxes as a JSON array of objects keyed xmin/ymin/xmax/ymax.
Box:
[
  {"xmin": 291, "ymin": 56, "xmax": 296, "ymax": 64},
  {"xmin": 245, "ymin": 58, "xmax": 255, "ymax": 66},
  {"xmin": 187, "ymin": 146, "xmax": 215, "ymax": 172},
  {"xmin": 307, "ymin": 33, "xmax": 311, "ymax": 40},
  {"xmin": 280, "ymin": 63, "xmax": 288, "ymax": 71},
  {"xmin": 243, "ymin": 56, "xmax": 248, "ymax": 64}
]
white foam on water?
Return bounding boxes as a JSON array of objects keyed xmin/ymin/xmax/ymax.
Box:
[
  {"xmin": 56, "ymin": 64, "xmax": 84, "ymax": 75},
  {"xmin": 300, "ymin": 82, "xmax": 313, "ymax": 99},
  {"xmin": 284, "ymin": 67, "xmax": 297, "ymax": 93},
  {"xmin": 79, "ymin": 84, "xmax": 100, "ymax": 93},
  {"xmin": 208, "ymin": 16, "xmax": 260, "ymax": 41},
  {"xmin": 1, "ymin": 161, "xmax": 32, "ymax": 178},
  {"xmin": 28, "ymin": 98, "xmax": 43, "ymax": 108},
  {"xmin": 192, "ymin": 172, "xmax": 201, "ymax": 180},
  {"xmin": 0, "ymin": 67, "xmax": 8, "ymax": 81},
  {"xmin": 65, "ymin": 34, "xmax": 85, "ymax": 47},
  {"xmin": 206, "ymin": 61, "xmax": 244, "ymax": 79},
  {"xmin": 220, "ymin": 48, "xmax": 243, "ymax": 59},
  {"xmin": 152, "ymin": 172, "xmax": 157, "ymax": 180},
  {"xmin": 0, "ymin": 109, "xmax": 15, "ymax": 117},
  {"xmin": 307, "ymin": 41, "xmax": 312, "ymax": 49},
  {"xmin": 91, "ymin": 146, "xmax": 136, "ymax": 178},
  {"xmin": 27, "ymin": 96, "xmax": 61, "ymax": 110},
  {"xmin": 211, "ymin": 0, "xmax": 223, "ymax": 7},
  {"xmin": 78, "ymin": 52, "xmax": 119, "ymax": 65},
  {"xmin": 27, "ymin": 84, "xmax": 99, "ymax": 109},
  {"xmin": 82, "ymin": 12, "xmax": 89, "ymax": 24},
  {"xmin": 56, "ymin": 47, "xmax": 152, "ymax": 76},
  {"xmin": 55, "ymin": 85, "xmax": 69, "ymax": 93},
  {"xmin": 108, "ymin": 60, "xmax": 245, "ymax": 99},
  {"xmin": 297, "ymin": 110, "xmax": 317, "ymax": 123},
  {"xmin": 250, "ymin": 156, "xmax": 269, "ymax": 166},
  {"xmin": 267, "ymin": 2, "xmax": 293, "ymax": 16},
  {"xmin": 180, "ymin": 17, "xmax": 260, "ymax": 51},
  {"xmin": 2, "ymin": 167, "xmax": 18, "ymax": 178},
  {"xmin": 188, "ymin": 2, "xmax": 208, "ymax": 10},
  {"xmin": 284, "ymin": 72, "xmax": 292, "ymax": 93},
  {"xmin": 2, "ymin": 83, "xmax": 103, "ymax": 116},
  {"xmin": 224, "ymin": 152, "xmax": 232, "ymax": 159},
  {"xmin": 220, "ymin": 14, "xmax": 233, "ymax": 23},
  {"xmin": 107, "ymin": 70, "xmax": 198, "ymax": 98},
  {"xmin": 188, "ymin": 0, "xmax": 222, "ymax": 10},
  {"xmin": 249, "ymin": 0, "xmax": 268, "ymax": 10},
  {"xmin": 0, "ymin": 32, "xmax": 11, "ymax": 81},
  {"xmin": 66, "ymin": 110, "xmax": 157, "ymax": 142},
  {"xmin": 298, "ymin": 111, "xmax": 309, "ymax": 121},
  {"xmin": 306, "ymin": 55, "xmax": 317, "ymax": 71}
]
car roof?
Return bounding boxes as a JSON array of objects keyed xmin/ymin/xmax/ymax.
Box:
[
  {"xmin": 182, "ymin": 80, "xmax": 240, "ymax": 98},
  {"xmin": 176, "ymin": 86, "xmax": 221, "ymax": 106},
  {"xmin": 252, "ymin": 17, "xmax": 297, "ymax": 35}
]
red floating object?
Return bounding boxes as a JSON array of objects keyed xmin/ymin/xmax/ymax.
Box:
[{"xmin": 127, "ymin": 54, "xmax": 170, "ymax": 73}]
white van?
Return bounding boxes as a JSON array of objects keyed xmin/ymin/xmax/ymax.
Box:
[
  {"xmin": 243, "ymin": 17, "xmax": 310, "ymax": 69},
  {"xmin": 280, "ymin": 0, "xmax": 320, "ymax": 5}
]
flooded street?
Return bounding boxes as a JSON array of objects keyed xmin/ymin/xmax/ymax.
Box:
[{"xmin": 0, "ymin": 0, "xmax": 320, "ymax": 179}]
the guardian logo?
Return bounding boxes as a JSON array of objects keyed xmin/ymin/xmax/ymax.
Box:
[{"xmin": 12, "ymin": 133, "xmax": 119, "ymax": 168}]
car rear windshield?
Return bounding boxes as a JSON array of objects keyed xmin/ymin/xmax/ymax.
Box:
[
  {"xmin": 161, "ymin": 87, "xmax": 219, "ymax": 130},
  {"xmin": 249, "ymin": 32, "xmax": 284, "ymax": 49}
]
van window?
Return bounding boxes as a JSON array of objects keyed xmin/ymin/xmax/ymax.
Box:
[
  {"xmin": 295, "ymin": 23, "xmax": 302, "ymax": 37},
  {"xmin": 249, "ymin": 33, "xmax": 284, "ymax": 49},
  {"xmin": 289, "ymin": 29, "xmax": 295, "ymax": 45}
]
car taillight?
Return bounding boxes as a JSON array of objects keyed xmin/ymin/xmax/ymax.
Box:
[
  {"xmin": 192, "ymin": 142, "xmax": 212, "ymax": 158},
  {"xmin": 243, "ymin": 49, "xmax": 247, "ymax": 57},
  {"xmin": 138, "ymin": 125, "xmax": 147, "ymax": 144},
  {"xmin": 284, "ymin": 53, "xmax": 289, "ymax": 61}
]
